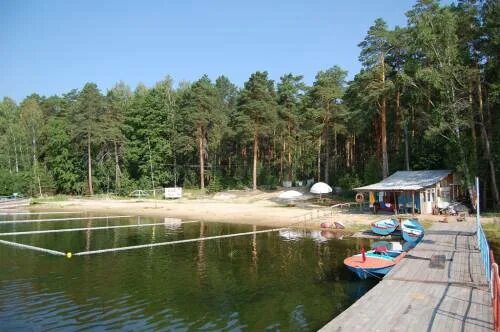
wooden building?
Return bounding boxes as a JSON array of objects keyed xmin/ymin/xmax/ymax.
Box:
[{"xmin": 354, "ymin": 170, "xmax": 461, "ymax": 214}]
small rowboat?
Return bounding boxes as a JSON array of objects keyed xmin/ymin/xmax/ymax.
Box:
[
  {"xmin": 371, "ymin": 218, "xmax": 398, "ymax": 236},
  {"xmin": 401, "ymin": 218, "xmax": 424, "ymax": 243},
  {"xmin": 344, "ymin": 245, "xmax": 406, "ymax": 279}
]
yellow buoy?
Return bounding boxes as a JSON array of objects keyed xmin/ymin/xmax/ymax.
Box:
[{"xmin": 66, "ymin": 252, "xmax": 72, "ymax": 258}]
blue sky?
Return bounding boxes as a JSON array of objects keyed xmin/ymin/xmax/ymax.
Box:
[{"xmin": 1, "ymin": 0, "xmax": 453, "ymax": 102}]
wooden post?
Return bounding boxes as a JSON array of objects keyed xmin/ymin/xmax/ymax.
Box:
[
  {"xmin": 393, "ymin": 192, "xmax": 397, "ymax": 215},
  {"xmin": 412, "ymin": 191, "xmax": 415, "ymax": 215}
]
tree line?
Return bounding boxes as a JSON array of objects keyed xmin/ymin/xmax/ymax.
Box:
[{"xmin": 0, "ymin": 0, "xmax": 498, "ymax": 209}]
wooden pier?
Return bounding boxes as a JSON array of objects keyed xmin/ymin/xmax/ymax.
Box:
[{"xmin": 320, "ymin": 222, "xmax": 495, "ymax": 331}]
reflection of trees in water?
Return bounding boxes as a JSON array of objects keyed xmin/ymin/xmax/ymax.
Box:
[
  {"xmin": 113, "ymin": 221, "xmax": 119, "ymax": 248},
  {"xmin": 315, "ymin": 242, "xmax": 325, "ymax": 281},
  {"xmin": 196, "ymin": 222, "xmax": 207, "ymax": 286},
  {"xmin": 148, "ymin": 225, "xmax": 156, "ymax": 257},
  {"xmin": 85, "ymin": 219, "xmax": 92, "ymax": 252},
  {"xmin": 251, "ymin": 225, "xmax": 258, "ymax": 275},
  {"xmin": 0, "ymin": 219, "xmax": 381, "ymax": 330}
]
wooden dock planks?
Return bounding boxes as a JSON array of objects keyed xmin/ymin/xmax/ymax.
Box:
[{"xmin": 320, "ymin": 222, "xmax": 494, "ymax": 331}]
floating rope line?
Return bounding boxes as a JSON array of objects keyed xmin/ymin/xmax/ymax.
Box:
[
  {"xmin": 0, "ymin": 239, "xmax": 66, "ymax": 256},
  {"xmin": 0, "ymin": 215, "xmax": 132, "ymax": 224},
  {"xmin": 0, "ymin": 211, "xmax": 84, "ymax": 216},
  {"xmin": 0, "ymin": 220, "xmax": 200, "ymax": 236},
  {"xmin": 73, "ymin": 227, "xmax": 288, "ymax": 256}
]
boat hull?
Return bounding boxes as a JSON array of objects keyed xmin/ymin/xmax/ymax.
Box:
[
  {"xmin": 401, "ymin": 218, "xmax": 424, "ymax": 243},
  {"xmin": 402, "ymin": 229, "xmax": 423, "ymax": 243},
  {"xmin": 346, "ymin": 265, "xmax": 392, "ymax": 279},
  {"xmin": 371, "ymin": 219, "xmax": 398, "ymax": 236},
  {"xmin": 344, "ymin": 251, "xmax": 406, "ymax": 280}
]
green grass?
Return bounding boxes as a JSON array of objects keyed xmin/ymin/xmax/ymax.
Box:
[
  {"xmin": 483, "ymin": 222, "xmax": 500, "ymax": 238},
  {"xmin": 482, "ymin": 223, "xmax": 500, "ymax": 260},
  {"xmin": 482, "ymin": 212, "xmax": 500, "ymax": 218}
]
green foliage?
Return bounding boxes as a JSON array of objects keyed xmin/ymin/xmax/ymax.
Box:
[
  {"xmin": 206, "ymin": 172, "xmax": 223, "ymax": 193},
  {"xmin": 363, "ymin": 156, "xmax": 381, "ymax": 185},
  {"xmin": 44, "ymin": 118, "xmax": 82, "ymax": 193},
  {"xmin": 237, "ymin": 71, "xmax": 278, "ymax": 189},
  {"xmin": 182, "ymin": 169, "xmax": 199, "ymax": 190},
  {"xmin": 337, "ymin": 173, "xmax": 362, "ymax": 192},
  {"xmin": 237, "ymin": 71, "xmax": 278, "ymax": 139},
  {"xmin": 0, "ymin": 0, "xmax": 498, "ymax": 209},
  {"xmin": 0, "ymin": 171, "xmax": 31, "ymax": 196},
  {"xmin": 257, "ymin": 166, "xmax": 279, "ymax": 190}
]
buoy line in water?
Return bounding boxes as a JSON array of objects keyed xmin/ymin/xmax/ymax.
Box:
[
  {"xmin": 0, "ymin": 220, "xmax": 200, "ymax": 236},
  {"xmin": 0, "ymin": 215, "xmax": 132, "ymax": 224},
  {"xmin": 0, "ymin": 239, "xmax": 66, "ymax": 256},
  {"xmin": 72, "ymin": 227, "xmax": 289, "ymax": 257}
]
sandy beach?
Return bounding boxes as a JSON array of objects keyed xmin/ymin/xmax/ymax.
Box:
[{"xmin": 28, "ymin": 190, "xmax": 496, "ymax": 231}]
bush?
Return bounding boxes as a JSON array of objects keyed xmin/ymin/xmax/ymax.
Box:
[
  {"xmin": 258, "ymin": 166, "xmax": 279, "ymax": 190},
  {"xmin": 221, "ymin": 175, "xmax": 249, "ymax": 190},
  {"xmin": 206, "ymin": 173, "xmax": 223, "ymax": 193},
  {"xmin": 338, "ymin": 173, "xmax": 363, "ymax": 197},
  {"xmin": 364, "ymin": 156, "xmax": 381, "ymax": 184},
  {"xmin": 0, "ymin": 171, "xmax": 33, "ymax": 196},
  {"xmin": 181, "ymin": 169, "xmax": 199, "ymax": 189}
]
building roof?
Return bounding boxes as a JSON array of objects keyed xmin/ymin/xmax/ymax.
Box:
[{"xmin": 354, "ymin": 170, "xmax": 452, "ymax": 191}]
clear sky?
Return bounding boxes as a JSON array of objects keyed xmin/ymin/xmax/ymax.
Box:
[{"xmin": 0, "ymin": 0, "xmax": 453, "ymax": 102}]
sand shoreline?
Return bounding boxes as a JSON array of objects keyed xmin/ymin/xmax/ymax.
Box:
[
  {"xmin": 27, "ymin": 194, "xmax": 494, "ymax": 231},
  {"xmin": 29, "ymin": 198, "xmax": 337, "ymax": 228}
]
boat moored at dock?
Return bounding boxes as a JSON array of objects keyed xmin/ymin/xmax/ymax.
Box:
[
  {"xmin": 344, "ymin": 243, "xmax": 406, "ymax": 279},
  {"xmin": 370, "ymin": 218, "xmax": 398, "ymax": 236},
  {"xmin": 401, "ymin": 218, "xmax": 424, "ymax": 243}
]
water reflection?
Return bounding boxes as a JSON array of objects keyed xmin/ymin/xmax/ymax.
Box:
[
  {"xmin": 0, "ymin": 214, "xmax": 377, "ymax": 331},
  {"xmin": 197, "ymin": 221, "xmax": 207, "ymax": 285}
]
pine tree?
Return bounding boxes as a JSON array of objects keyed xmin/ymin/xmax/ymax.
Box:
[
  {"xmin": 72, "ymin": 83, "xmax": 105, "ymax": 196},
  {"xmin": 238, "ymin": 71, "xmax": 277, "ymax": 190},
  {"xmin": 179, "ymin": 75, "xmax": 219, "ymax": 189},
  {"xmin": 359, "ymin": 18, "xmax": 393, "ymax": 178}
]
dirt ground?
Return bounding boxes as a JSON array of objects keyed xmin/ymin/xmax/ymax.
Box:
[{"xmin": 28, "ymin": 189, "xmax": 498, "ymax": 231}]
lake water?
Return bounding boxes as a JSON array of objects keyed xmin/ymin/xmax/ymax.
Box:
[{"xmin": 0, "ymin": 213, "xmax": 377, "ymax": 331}]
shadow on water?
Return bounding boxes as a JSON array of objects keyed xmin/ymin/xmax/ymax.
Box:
[{"xmin": 0, "ymin": 214, "xmax": 378, "ymax": 331}]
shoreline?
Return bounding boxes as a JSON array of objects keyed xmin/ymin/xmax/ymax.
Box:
[{"xmin": 27, "ymin": 196, "xmax": 497, "ymax": 232}]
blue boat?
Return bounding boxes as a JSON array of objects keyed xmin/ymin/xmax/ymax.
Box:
[
  {"xmin": 401, "ymin": 218, "xmax": 424, "ymax": 243},
  {"xmin": 371, "ymin": 218, "xmax": 398, "ymax": 236},
  {"xmin": 344, "ymin": 244, "xmax": 406, "ymax": 279}
]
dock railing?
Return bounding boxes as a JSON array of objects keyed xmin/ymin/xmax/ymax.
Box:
[
  {"xmin": 478, "ymin": 221, "xmax": 492, "ymax": 283},
  {"xmin": 490, "ymin": 250, "xmax": 499, "ymax": 332},
  {"xmin": 475, "ymin": 177, "xmax": 499, "ymax": 332}
]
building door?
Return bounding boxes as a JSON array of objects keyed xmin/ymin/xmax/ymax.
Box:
[{"xmin": 420, "ymin": 189, "xmax": 434, "ymax": 214}]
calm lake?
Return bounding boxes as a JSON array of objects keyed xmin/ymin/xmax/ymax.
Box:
[{"xmin": 0, "ymin": 213, "xmax": 377, "ymax": 331}]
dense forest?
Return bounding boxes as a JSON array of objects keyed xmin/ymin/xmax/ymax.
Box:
[{"xmin": 0, "ymin": 0, "xmax": 498, "ymax": 209}]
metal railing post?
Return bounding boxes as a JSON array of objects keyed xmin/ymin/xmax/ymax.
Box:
[{"xmin": 477, "ymin": 177, "xmax": 481, "ymax": 249}]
